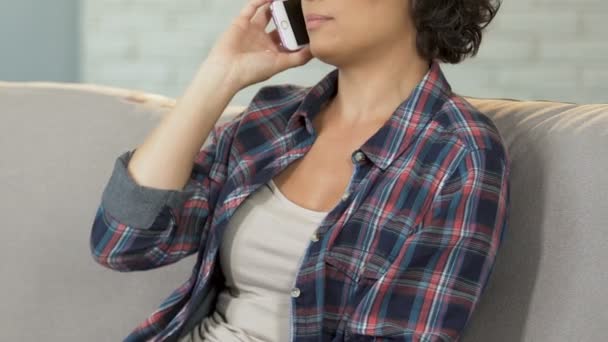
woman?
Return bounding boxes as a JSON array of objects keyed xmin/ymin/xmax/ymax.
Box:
[{"xmin": 90, "ymin": 0, "xmax": 509, "ymax": 341}]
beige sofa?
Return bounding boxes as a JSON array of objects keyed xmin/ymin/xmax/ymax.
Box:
[{"xmin": 1, "ymin": 81, "xmax": 607, "ymax": 341}]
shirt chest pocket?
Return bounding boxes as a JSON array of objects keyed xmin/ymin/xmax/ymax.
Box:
[{"xmin": 323, "ymin": 213, "xmax": 420, "ymax": 283}]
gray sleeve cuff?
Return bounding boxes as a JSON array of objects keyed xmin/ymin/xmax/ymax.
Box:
[{"xmin": 101, "ymin": 149, "xmax": 197, "ymax": 230}]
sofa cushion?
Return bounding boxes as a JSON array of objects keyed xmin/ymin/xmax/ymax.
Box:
[{"xmin": 0, "ymin": 82, "xmax": 606, "ymax": 341}]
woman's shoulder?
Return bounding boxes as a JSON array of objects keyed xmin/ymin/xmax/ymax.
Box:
[
  {"xmin": 211, "ymin": 83, "xmax": 311, "ymax": 153},
  {"xmin": 218, "ymin": 83, "xmax": 307, "ymax": 129},
  {"xmin": 252, "ymin": 83, "xmax": 309, "ymax": 103},
  {"xmin": 431, "ymin": 91, "xmax": 507, "ymax": 155},
  {"xmin": 235, "ymin": 83, "xmax": 312, "ymax": 134}
]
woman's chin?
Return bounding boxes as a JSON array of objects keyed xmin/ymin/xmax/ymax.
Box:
[
  {"xmin": 308, "ymin": 40, "xmax": 331, "ymax": 56},
  {"xmin": 308, "ymin": 43, "xmax": 340, "ymax": 66}
]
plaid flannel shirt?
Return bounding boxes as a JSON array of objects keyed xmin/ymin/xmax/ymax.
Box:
[{"xmin": 90, "ymin": 60, "xmax": 511, "ymax": 341}]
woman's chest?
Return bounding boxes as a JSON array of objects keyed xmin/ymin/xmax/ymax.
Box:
[
  {"xmin": 211, "ymin": 116, "xmax": 448, "ymax": 284},
  {"xmin": 271, "ymin": 114, "xmax": 389, "ymax": 214},
  {"xmin": 271, "ymin": 140, "xmax": 355, "ymax": 214},
  {"xmin": 217, "ymin": 145, "xmax": 433, "ymax": 283}
]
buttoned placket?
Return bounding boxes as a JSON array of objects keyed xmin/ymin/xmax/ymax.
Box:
[{"xmin": 287, "ymin": 148, "xmax": 367, "ymax": 341}]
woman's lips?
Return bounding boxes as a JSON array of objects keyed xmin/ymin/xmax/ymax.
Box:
[
  {"xmin": 305, "ymin": 15, "xmax": 333, "ymax": 29},
  {"xmin": 304, "ymin": 14, "xmax": 333, "ymax": 21}
]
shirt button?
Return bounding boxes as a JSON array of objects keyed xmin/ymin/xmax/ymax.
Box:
[
  {"xmin": 291, "ymin": 287, "xmax": 301, "ymax": 298},
  {"xmin": 353, "ymin": 151, "xmax": 365, "ymax": 163},
  {"xmin": 341, "ymin": 191, "xmax": 350, "ymax": 201},
  {"xmin": 311, "ymin": 232, "xmax": 320, "ymax": 242}
]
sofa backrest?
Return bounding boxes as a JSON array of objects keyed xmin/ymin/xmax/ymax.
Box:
[
  {"xmin": 0, "ymin": 82, "xmax": 606, "ymax": 341},
  {"xmin": 462, "ymin": 97, "xmax": 608, "ymax": 341}
]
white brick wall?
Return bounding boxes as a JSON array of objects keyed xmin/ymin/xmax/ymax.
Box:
[{"xmin": 82, "ymin": 0, "xmax": 608, "ymax": 106}]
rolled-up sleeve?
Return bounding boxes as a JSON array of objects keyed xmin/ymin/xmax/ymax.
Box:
[
  {"xmin": 347, "ymin": 146, "xmax": 511, "ymax": 341},
  {"xmin": 90, "ymin": 113, "xmax": 241, "ymax": 272},
  {"xmin": 100, "ymin": 148, "xmax": 199, "ymax": 230}
]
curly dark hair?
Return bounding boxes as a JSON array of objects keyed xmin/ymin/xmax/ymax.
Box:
[{"xmin": 411, "ymin": 0, "xmax": 502, "ymax": 64}]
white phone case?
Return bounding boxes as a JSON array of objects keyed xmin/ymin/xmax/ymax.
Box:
[{"xmin": 270, "ymin": 1, "xmax": 306, "ymax": 51}]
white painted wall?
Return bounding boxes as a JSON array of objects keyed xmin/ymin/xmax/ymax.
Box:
[{"xmin": 82, "ymin": 0, "xmax": 608, "ymax": 106}]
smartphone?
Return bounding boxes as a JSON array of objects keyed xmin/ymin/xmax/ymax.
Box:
[{"xmin": 270, "ymin": 0, "xmax": 309, "ymax": 51}]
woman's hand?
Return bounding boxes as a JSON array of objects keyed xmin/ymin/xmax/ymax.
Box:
[{"xmin": 204, "ymin": 0, "xmax": 314, "ymax": 90}]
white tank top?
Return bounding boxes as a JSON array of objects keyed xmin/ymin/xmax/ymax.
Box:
[{"xmin": 179, "ymin": 178, "xmax": 330, "ymax": 342}]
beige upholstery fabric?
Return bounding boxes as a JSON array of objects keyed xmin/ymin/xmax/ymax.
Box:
[{"xmin": 0, "ymin": 81, "xmax": 606, "ymax": 341}]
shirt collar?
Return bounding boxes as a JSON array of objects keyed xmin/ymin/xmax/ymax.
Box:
[{"xmin": 285, "ymin": 60, "xmax": 452, "ymax": 170}]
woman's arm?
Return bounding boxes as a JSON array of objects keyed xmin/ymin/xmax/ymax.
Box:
[
  {"xmin": 346, "ymin": 146, "xmax": 511, "ymax": 341},
  {"xmin": 89, "ymin": 61, "xmax": 243, "ymax": 272}
]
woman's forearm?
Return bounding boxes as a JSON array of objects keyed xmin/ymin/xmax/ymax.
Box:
[{"xmin": 126, "ymin": 61, "xmax": 242, "ymax": 191}]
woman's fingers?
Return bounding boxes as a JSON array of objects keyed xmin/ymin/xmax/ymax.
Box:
[
  {"xmin": 268, "ymin": 29, "xmax": 283, "ymax": 51},
  {"xmin": 277, "ymin": 45, "xmax": 312, "ymax": 69},
  {"xmin": 251, "ymin": 1, "xmax": 273, "ymax": 28},
  {"xmin": 240, "ymin": 0, "xmax": 272, "ymax": 22}
]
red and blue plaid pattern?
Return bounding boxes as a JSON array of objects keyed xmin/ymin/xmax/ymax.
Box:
[{"xmin": 91, "ymin": 60, "xmax": 511, "ymax": 341}]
